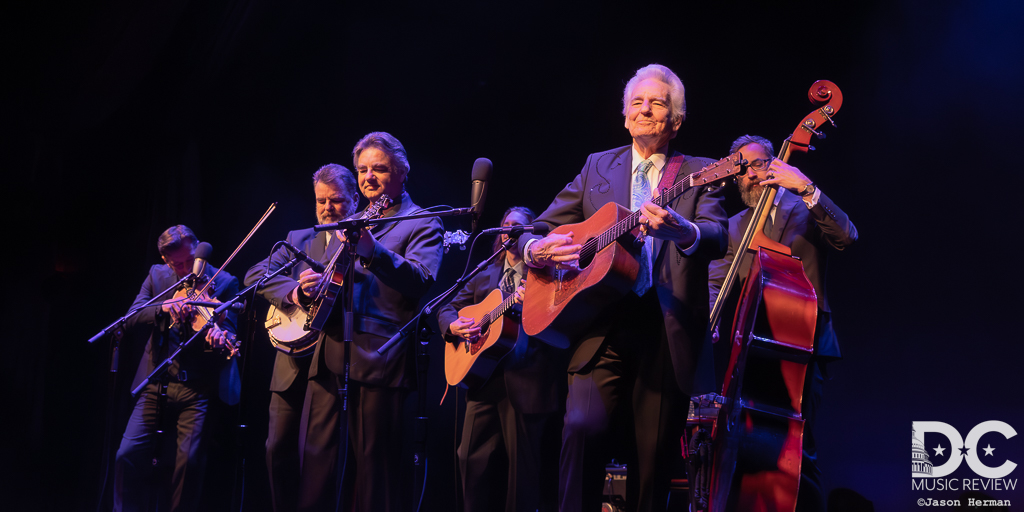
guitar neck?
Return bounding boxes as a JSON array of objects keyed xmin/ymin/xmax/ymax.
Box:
[
  {"xmin": 480, "ymin": 292, "xmax": 519, "ymax": 329},
  {"xmin": 580, "ymin": 155, "xmax": 740, "ymax": 261}
]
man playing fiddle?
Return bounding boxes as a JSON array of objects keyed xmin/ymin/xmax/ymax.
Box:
[{"xmin": 114, "ymin": 224, "xmax": 240, "ymax": 512}]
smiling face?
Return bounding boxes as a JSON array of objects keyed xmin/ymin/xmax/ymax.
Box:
[
  {"xmin": 624, "ymin": 78, "xmax": 682, "ymax": 149},
  {"xmin": 356, "ymin": 147, "xmax": 404, "ymax": 202}
]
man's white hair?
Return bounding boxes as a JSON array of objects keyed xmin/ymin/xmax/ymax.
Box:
[{"xmin": 621, "ymin": 64, "xmax": 686, "ymax": 123}]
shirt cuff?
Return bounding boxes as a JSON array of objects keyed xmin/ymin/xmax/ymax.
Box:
[
  {"xmin": 803, "ymin": 187, "xmax": 822, "ymax": 208},
  {"xmin": 523, "ymin": 239, "xmax": 543, "ymax": 268},
  {"xmin": 678, "ymin": 222, "xmax": 701, "ymax": 256}
]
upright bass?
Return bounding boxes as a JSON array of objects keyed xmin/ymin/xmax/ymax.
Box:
[{"xmin": 706, "ymin": 81, "xmax": 843, "ymax": 512}]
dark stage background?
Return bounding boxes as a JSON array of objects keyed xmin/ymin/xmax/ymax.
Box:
[{"xmin": 4, "ymin": 1, "xmax": 1023, "ymax": 511}]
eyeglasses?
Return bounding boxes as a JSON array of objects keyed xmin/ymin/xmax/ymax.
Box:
[{"xmin": 746, "ymin": 158, "xmax": 772, "ymax": 171}]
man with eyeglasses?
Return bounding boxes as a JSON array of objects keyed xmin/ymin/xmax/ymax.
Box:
[
  {"xmin": 115, "ymin": 224, "xmax": 240, "ymax": 512},
  {"xmin": 708, "ymin": 134, "xmax": 858, "ymax": 512}
]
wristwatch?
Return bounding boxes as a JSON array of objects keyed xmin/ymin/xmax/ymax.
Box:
[{"xmin": 799, "ymin": 182, "xmax": 816, "ymax": 197}]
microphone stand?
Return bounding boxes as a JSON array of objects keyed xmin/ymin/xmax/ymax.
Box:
[
  {"xmin": 130, "ymin": 258, "xmax": 300, "ymax": 398},
  {"xmin": 376, "ymin": 230, "xmax": 525, "ymax": 508},
  {"xmin": 378, "ymin": 228, "xmax": 527, "ymax": 356},
  {"xmin": 88, "ymin": 272, "xmax": 194, "ymax": 512},
  {"xmin": 312, "ymin": 207, "xmax": 474, "ymax": 233}
]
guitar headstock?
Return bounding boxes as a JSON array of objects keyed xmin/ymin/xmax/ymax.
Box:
[{"xmin": 688, "ymin": 153, "xmax": 747, "ymax": 187}]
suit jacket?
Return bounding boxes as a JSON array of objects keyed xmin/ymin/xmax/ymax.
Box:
[
  {"xmin": 127, "ymin": 263, "xmax": 240, "ymax": 401},
  {"xmin": 246, "ymin": 192, "xmax": 443, "ymax": 389},
  {"xmin": 244, "ymin": 227, "xmax": 325, "ymax": 392},
  {"xmin": 518, "ymin": 145, "xmax": 728, "ymax": 396},
  {"xmin": 437, "ymin": 262, "xmax": 567, "ymax": 414},
  {"xmin": 708, "ymin": 189, "xmax": 857, "ymax": 359}
]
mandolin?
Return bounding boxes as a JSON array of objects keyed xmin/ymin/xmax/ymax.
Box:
[{"xmin": 305, "ymin": 194, "xmax": 392, "ymax": 332}]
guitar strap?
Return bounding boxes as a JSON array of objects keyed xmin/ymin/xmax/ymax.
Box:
[{"xmin": 657, "ymin": 152, "xmax": 687, "ymax": 196}]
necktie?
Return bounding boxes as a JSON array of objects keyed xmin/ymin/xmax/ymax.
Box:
[
  {"xmin": 763, "ymin": 208, "xmax": 774, "ymax": 238},
  {"xmin": 500, "ymin": 266, "xmax": 518, "ymax": 295},
  {"xmin": 632, "ymin": 160, "xmax": 654, "ymax": 296}
]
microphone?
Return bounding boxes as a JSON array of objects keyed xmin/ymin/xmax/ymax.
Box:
[
  {"xmin": 193, "ymin": 242, "xmax": 213, "ymax": 277},
  {"xmin": 470, "ymin": 158, "xmax": 492, "ymax": 232},
  {"xmin": 184, "ymin": 300, "xmax": 246, "ymax": 312},
  {"xmin": 480, "ymin": 222, "xmax": 550, "ymax": 236},
  {"xmin": 281, "ymin": 241, "xmax": 326, "ymax": 273}
]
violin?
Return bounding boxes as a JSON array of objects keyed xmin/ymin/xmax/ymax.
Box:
[{"xmin": 170, "ymin": 274, "xmax": 239, "ymax": 358}]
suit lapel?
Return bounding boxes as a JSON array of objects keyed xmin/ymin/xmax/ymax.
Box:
[
  {"xmin": 309, "ymin": 230, "xmax": 330, "ymax": 264},
  {"xmin": 771, "ymin": 192, "xmax": 800, "ymax": 242},
  {"xmin": 610, "ymin": 148, "xmax": 633, "ymax": 210}
]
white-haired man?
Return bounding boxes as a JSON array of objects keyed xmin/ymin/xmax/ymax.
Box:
[{"xmin": 519, "ymin": 64, "xmax": 728, "ymax": 512}]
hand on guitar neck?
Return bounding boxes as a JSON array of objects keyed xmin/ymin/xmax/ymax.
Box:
[
  {"xmin": 448, "ymin": 279, "xmax": 527, "ymax": 346},
  {"xmin": 637, "ymin": 201, "xmax": 697, "ymax": 246}
]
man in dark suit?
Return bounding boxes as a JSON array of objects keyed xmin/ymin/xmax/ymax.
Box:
[
  {"xmin": 708, "ymin": 134, "xmax": 857, "ymax": 512},
  {"xmin": 257, "ymin": 133, "xmax": 443, "ymax": 512},
  {"xmin": 244, "ymin": 164, "xmax": 360, "ymax": 512},
  {"xmin": 115, "ymin": 224, "xmax": 240, "ymax": 512},
  {"xmin": 438, "ymin": 206, "xmax": 566, "ymax": 512},
  {"xmin": 519, "ymin": 64, "xmax": 728, "ymax": 512}
]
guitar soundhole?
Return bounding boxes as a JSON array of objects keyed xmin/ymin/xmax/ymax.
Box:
[{"xmin": 578, "ymin": 236, "xmax": 597, "ymax": 269}]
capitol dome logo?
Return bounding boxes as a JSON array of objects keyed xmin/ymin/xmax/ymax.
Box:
[{"xmin": 912, "ymin": 427, "xmax": 933, "ymax": 477}]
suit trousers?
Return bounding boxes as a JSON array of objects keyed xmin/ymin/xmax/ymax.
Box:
[
  {"xmin": 458, "ymin": 376, "xmax": 560, "ymax": 512},
  {"xmin": 334, "ymin": 382, "xmax": 409, "ymax": 512},
  {"xmin": 266, "ymin": 376, "xmax": 307, "ymax": 512},
  {"xmin": 114, "ymin": 381, "xmax": 210, "ymax": 512},
  {"xmin": 559, "ymin": 292, "xmax": 685, "ymax": 512},
  {"xmin": 296, "ymin": 371, "xmax": 340, "ymax": 512}
]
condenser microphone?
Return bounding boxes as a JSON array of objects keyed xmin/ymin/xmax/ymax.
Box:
[
  {"xmin": 193, "ymin": 242, "xmax": 213, "ymax": 277},
  {"xmin": 480, "ymin": 222, "xmax": 551, "ymax": 236},
  {"xmin": 470, "ymin": 158, "xmax": 492, "ymax": 232}
]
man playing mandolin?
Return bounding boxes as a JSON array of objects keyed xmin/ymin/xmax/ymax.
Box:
[
  {"xmin": 709, "ymin": 134, "xmax": 857, "ymax": 512},
  {"xmin": 259, "ymin": 132, "xmax": 443, "ymax": 512},
  {"xmin": 518, "ymin": 64, "xmax": 728, "ymax": 512}
]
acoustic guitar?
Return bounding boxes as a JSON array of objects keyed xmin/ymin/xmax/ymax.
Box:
[
  {"xmin": 444, "ymin": 288, "xmax": 521, "ymax": 388},
  {"xmin": 522, "ymin": 154, "xmax": 745, "ymax": 348}
]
